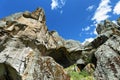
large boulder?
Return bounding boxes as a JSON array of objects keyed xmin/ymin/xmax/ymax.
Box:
[
  {"xmin": 0, "ymin": 8, "xmax": 70, "ymax": 80},
  {"xmin": 94, "ymin": 35, "xmax": 120, "ymax": 80}
]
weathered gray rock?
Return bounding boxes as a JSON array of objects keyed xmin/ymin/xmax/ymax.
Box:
[
  {"xmin": 0, "ymin": 21, "xmax": 6, "ymax": 28},
  {"xmin": 65, "ymin": 40, "xmax": 83, "ymax": 52},
  {"xmin": 96, "ymin": 20, "xmax": 119, "ymax": 34},
  {"xmin": 0, "ymin": 8, "xmax": 70, "ymax": 80},
  {"xmin": 1, "ymin": 7, "xmax": 120, "ymax": 80},
  {"xmin": 0, "ymin": 39, "xmax": 70, "ymax": 80},
  {"xmin": 94, "ymin": 35, "xmax": 120, "ymax": 80},
  {"xmin": 79, "ymin": 19, "xmax": 120, "ymax": 80}
]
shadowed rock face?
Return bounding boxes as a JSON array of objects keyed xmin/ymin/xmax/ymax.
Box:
[
  {"xmin": 47, "ymin": 47, "xmax": 71, "ymax": 68},
  {"xmin": 0, "ymin": 63, "xmax": 21, "ymax": 80},
  {"xmin": 1, "ymin": 7, "xmax": 120, "ymax": 80}
]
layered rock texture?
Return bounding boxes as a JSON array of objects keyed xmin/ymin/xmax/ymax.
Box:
[
  {"xmin": 0, "ymin": 8, "xmax": 120, "ymax": 80},
  {"xmin": 0, "ymin": 8, "xmax": 70, "ymax": 80}
]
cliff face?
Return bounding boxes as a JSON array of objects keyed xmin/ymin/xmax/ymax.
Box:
[
  {"xmin": 94, "ymin": 20, "xmax": 120, "ymax": 80},
  {"xmin": 0, "ymin": 8, "xmax": 70, "ymax": 80},
  {"xmin": 0, "ymin": 8, "xmax": 120, "ymax": 80}
]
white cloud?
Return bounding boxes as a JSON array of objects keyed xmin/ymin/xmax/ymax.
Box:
[
  {"xmin": 82, "ymin": 26, "xmax": 90, "ymax": 31},
  {"xmin": 87, "ymin": 5, "xmax": 94, "ymax": 11},
  {"xmin": 82, "ymin": 37, "xmax": 94, "ymax": 45},
  {"xmin": 85, "ymin": 26, "xmax": 90, "ymax": 31},
  {"xmin": 51, "ymin": 0, "xmax": 66, "ymax": 10},
  {"xmin": 51, "ymin": 0, "xmax": 58, "ymax": 10},
  {"xmin": 92, "ymin": 0, "xmax": 112, "ymax": 23},
  {"xmin": 113, "ymin": 1, "xmax": 120, "ymax": 15},
  {"xmin": 112, "ymin": 20, "xmax": 117, "ymax": 24},
  {"xmin": 94, "ymin": 28, "xmax": 97, "ymax": 35}
]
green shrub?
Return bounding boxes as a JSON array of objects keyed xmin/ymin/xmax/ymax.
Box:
[{"xmin": 65, "ymin": 64, "xmax": 94, "ymax": 80}]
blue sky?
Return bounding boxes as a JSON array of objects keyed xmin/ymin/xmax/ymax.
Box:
[{"xmin": 0, "ymin": 0, "xmax": 120, "ymax": 43}]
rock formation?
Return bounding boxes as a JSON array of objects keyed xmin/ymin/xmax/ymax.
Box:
[
  {"xmin": 93, "ymin": 20, "xmax": 120, "ymax": 80},
  {"xmin": 0, "ymin": 8, "xmax": 70, "ymax": 80},
  {"xmin": 0, "ymin": 8, "xmax": 120, "ymax": 80}
]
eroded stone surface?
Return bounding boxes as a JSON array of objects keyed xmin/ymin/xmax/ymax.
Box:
[
  {"xmin": 1, "ymin": 7, "xmax": 120, "ymax": 80},
  {"xmin": 94, "ymin": 35, "xmax": 120, "ymax": 80},
  {"xmin": 0, "ymin": 8, "xmax": 70, "ymax": 80}
]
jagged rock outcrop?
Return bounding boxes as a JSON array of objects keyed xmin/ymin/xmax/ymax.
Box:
[
  {"xmin": 93, "ymin": 19, "xmax": 120, "ymax": 80},
  {"xmin": 1, "ymin": 7, "xmax": 120, "ymax": 80},
  {"xmin": 94, "ymin": 35, "xmax": 120, "ymax": 80},
  {"xmin": 0, "ymin": 8, "xmax": 70, "ymax": 80},
  {"xmin": 78, "ymin": 19, "xmax": 120, "ymax": 79}
]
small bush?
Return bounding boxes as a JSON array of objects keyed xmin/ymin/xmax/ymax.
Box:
[{"xmin": 65, "ymin": 64, "xmax": 94, "ymax": 80}]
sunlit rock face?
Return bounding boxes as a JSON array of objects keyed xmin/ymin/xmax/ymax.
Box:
[
  {"xmin": 1, "ymin": 7, "xmax": 120, "ymax": 80},
  {"xmin": 0, "ymin": 8, "xmax": 70, "ymax": 80}
]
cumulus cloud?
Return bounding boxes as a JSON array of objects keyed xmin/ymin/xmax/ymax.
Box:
[
  {"xmin": 113, "ymin": 1, "xmax": 120, "ymax": 15},
  {"xmin": 82, "ymin": 26, "xmax": 90, "ymax": 31},
  {"xmin": 51, "ymin": 0, "xmax": 58, "ymax": 10},
  {"xmin": 82, "ymin": 37, "xmax": 94, "ymax": 45},
  {"xmin": 51, "ymin": 0, "xmax": 66, "ymax": 10},
  {"xmin": 92, "ymin": 0, "xmax": 112, "ymax": 23},
  {"xmin": 87, "ymin": 5, "xmax": 94, "ymax": 11}
]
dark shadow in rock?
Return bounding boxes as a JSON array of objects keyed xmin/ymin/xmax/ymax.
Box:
[
  {"xmin": 87, "ymin": 35, "xmax": 108, "ymax": 49},
  {"xmin": 91, "ymin": 54, "xmax": 97, "ymax": 68},
  {"xmin": 0, "ymin": 63, "xmax": 21, "ymax": 80},
  {"xmin": 47, "ymin": 47, "xmax": 71, "ymax": 68},
  {"xmin": 77, "ymin": 64, "xmax": 86, "ymax": 70}
]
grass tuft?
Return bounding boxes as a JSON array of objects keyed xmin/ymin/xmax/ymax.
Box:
[{"xmin": 65, "ymin": 64, "xmax": 94, "ymax": 80}]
